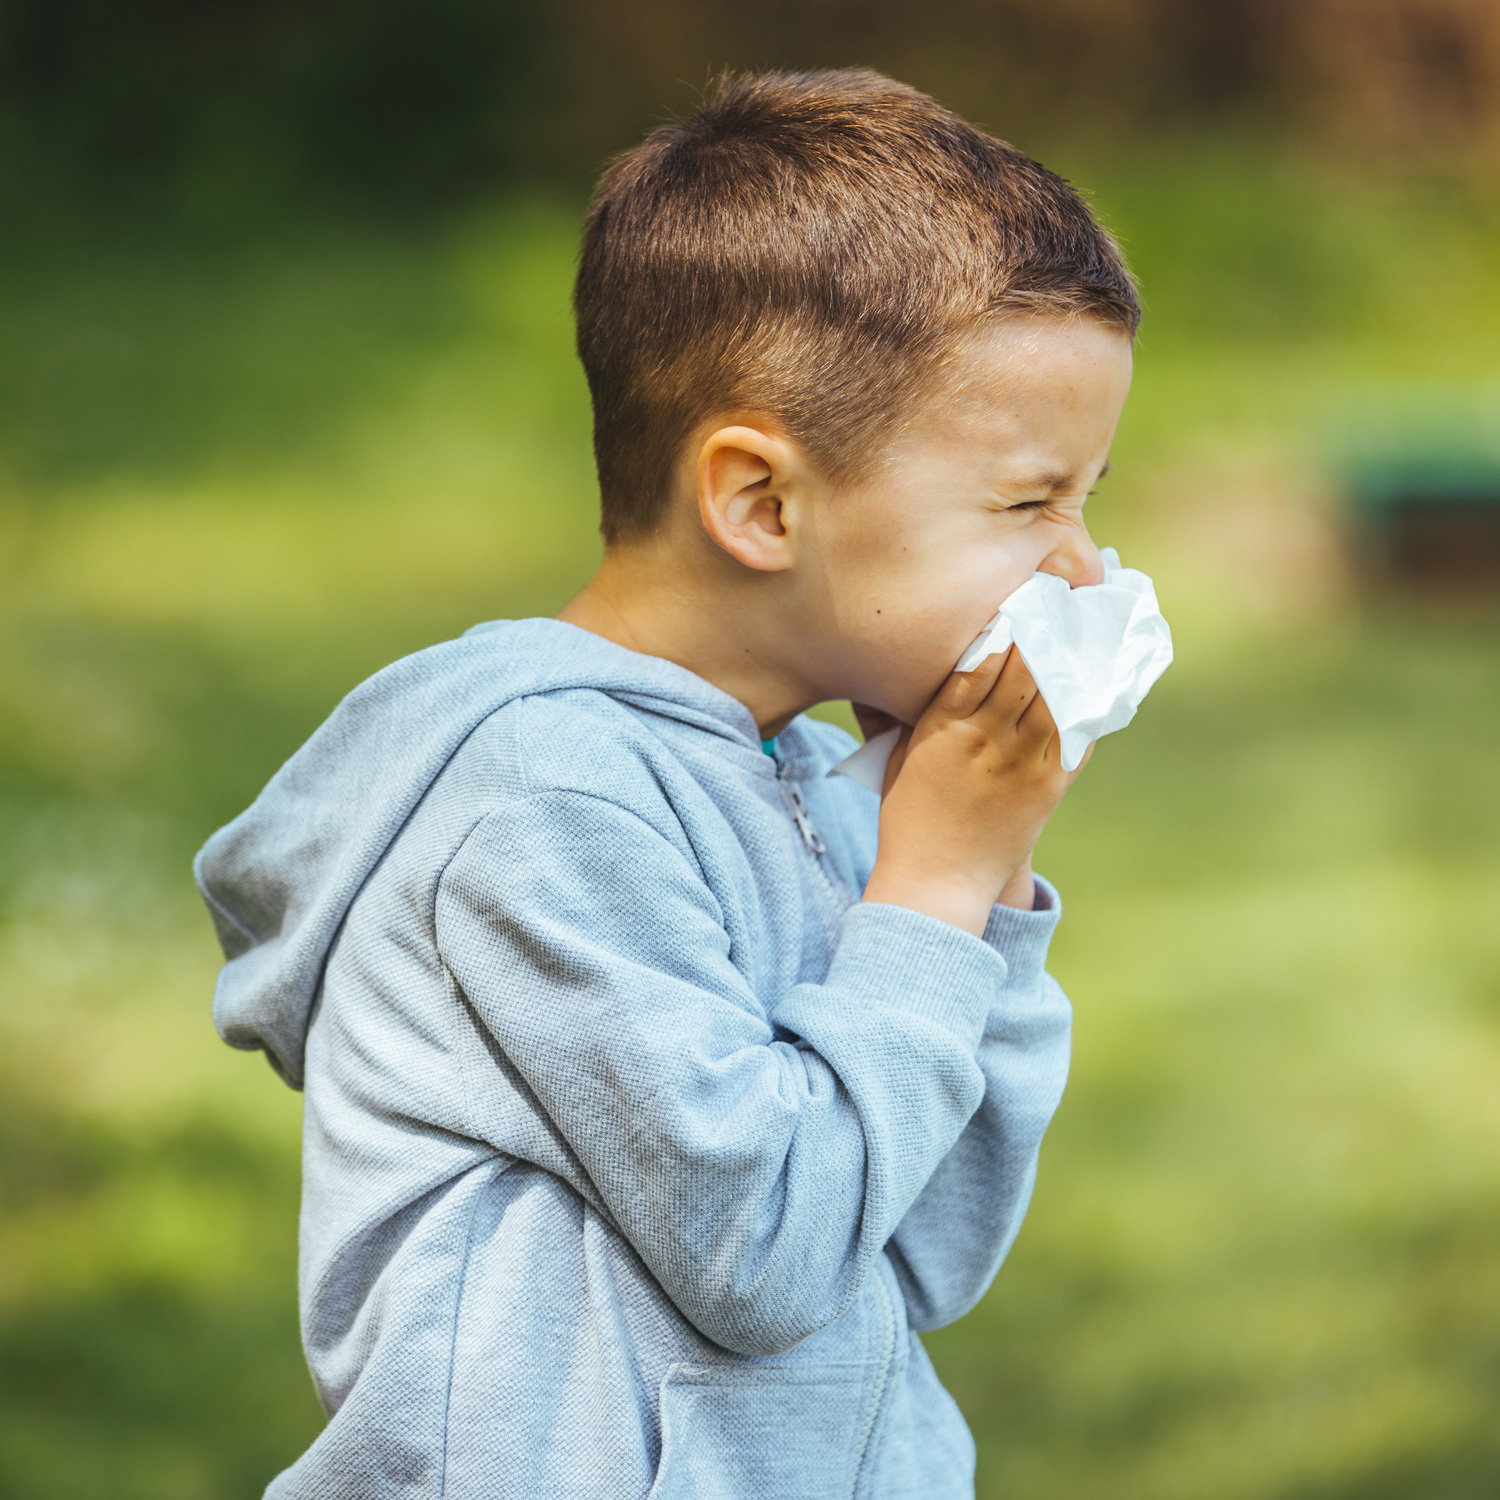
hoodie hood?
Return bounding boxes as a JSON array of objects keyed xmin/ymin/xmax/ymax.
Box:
[{"xmin": 195, "ymin": 618, "xmax": 763, "ymax": 1088}]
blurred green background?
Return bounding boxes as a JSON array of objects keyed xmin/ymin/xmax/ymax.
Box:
[{"xmin": 1, "ymin": 3, "xmax": 1498, "ymax": 1496}]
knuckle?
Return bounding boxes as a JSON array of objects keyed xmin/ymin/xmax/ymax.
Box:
[
  {"xmin": 943, "ymin": 718, "xmax": 990, "ymax": 755},
  {"xmin": 936, "ymin": 674, "xmax": 982, "ymax": 712}
]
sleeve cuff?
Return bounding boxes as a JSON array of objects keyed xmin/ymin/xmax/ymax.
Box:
[
  {"xmin": 980, "ymin": 873, "xmax": 1062, "ymax": 994},
  {"xmin": 827, "ymin": 900, "xmax": 1008, "ymax": 1046}
]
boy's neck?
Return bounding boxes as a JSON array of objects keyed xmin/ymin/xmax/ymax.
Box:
[{"xmin": 557, "ymin": 544, "xmax": 819, "ymax": 740}]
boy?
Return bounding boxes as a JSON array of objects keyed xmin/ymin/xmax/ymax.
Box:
[{"xmin": 198, "ymin": 69, "xmax": 1138, "ymax": 1499}]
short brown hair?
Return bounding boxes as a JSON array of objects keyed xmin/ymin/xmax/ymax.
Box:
[{"xmin": 574, "ymin": 69, "xmax": 1139, "ymax": 544}]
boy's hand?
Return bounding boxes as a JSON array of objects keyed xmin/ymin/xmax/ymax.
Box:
[{"xmin": 859, "ymin": 649, "xmax": 1087, "ymax": 936}]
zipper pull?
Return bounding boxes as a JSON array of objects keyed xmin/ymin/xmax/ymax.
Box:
[{"xmin": 779, "ymin": 780, "xmax": 827, "ymax": 855}]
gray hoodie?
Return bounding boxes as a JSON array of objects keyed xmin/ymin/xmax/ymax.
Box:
[{"xmin": 197, "ymin": 618, "xmax": 1072, "ymax": 1500}]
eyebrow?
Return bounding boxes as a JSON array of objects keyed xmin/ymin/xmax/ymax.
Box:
[{"xmin": 1013, "ymin": 460, "xmax": 1113, "ymax": 494}]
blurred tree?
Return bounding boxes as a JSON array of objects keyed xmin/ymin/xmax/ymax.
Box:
[
  {"xmin": 0, "ymin": 0, "xmax": 562, "ymax": 218},
  {"xmin": 556, "ymin": 0, "xmax": 1500, "ymax": 161},
  {"xmin": 0, "ymin": 0, "xmax": 1494, "ymax": 221},
  {"xmin": 1287, "ymin": 0, "xmax": 1500, "ymax": 154}
]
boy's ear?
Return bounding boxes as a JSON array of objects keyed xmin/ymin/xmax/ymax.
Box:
[{"xmin": 696, "ymin": 425, "xmax": 798, "ymax": 572}]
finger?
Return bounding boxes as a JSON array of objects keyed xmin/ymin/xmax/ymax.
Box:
[
  {"xmin": 1014, "ymin": 677, "xmax": 1059, "ymax": 749},
  {"xmin": 1065, "ymin": 741, "xmax": 1095, "ymax": 780},
  {"xmin": 970, "ymin": 644, "xmax": 1040, "ymax": 732},
  {"xmin": 930, "ymin": 647, "xmax": 1008, "ymax": 719}
]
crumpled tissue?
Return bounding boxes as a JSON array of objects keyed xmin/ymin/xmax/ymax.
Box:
[{"xmin": 830, "ymin": 547, "xmax": 1173, "ymax": 793}]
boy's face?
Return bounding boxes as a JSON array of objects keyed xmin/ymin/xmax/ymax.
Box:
[{"xmin": 802, "ymin": 315, "xmax": 1133, "ymax": 725}]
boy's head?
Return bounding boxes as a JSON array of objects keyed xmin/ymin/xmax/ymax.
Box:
[
  {"xmin": 575, "ymin": 68, "xmax": 1138, "ymax": 546},
  {"xmin": 569, "ymin": 70, "xmax": 1139, "ymax": 727}
]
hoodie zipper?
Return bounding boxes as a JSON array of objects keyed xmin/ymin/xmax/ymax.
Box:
[
  {"xmin": 773, "ymin": 761, "xmax": 856, "ymax": 946},
  {"xmin": 777, "ymin": 777, "xmax": 826, "ymax": 855}
]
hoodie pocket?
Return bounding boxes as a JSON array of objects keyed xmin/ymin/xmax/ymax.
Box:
[{"xmin": 646, "ymin": 1362, "xmax": 869, "ymax": 1500}]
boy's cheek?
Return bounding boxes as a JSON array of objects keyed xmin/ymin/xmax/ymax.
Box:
[{"xmin": 828, "ymin": 552, "xmax": 1022, "ymax": 714}]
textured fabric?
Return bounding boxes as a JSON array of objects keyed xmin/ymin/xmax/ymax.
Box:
[{"xmin": 195, "ymin": 618, "xmax": 1073, "ymax": 1500}]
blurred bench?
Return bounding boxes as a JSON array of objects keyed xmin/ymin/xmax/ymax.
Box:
[{"xmin": 1349, "ymin": 453, "xmax": 1500, "ymax": 586}]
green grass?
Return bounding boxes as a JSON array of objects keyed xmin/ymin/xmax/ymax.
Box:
[{"xmin": 0, "ymin": 155, "xmax": 1497, "ymax": 1497}]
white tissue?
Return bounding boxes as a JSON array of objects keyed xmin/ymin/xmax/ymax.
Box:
[
  {"xmin": 826, "ymin": 724, "xmax": 904, "ymax": 795},
  {"xmin": 830, "ymin": 547, "xmax": 1173, "ymax": 793}
]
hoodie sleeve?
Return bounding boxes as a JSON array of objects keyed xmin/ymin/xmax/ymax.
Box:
[
  {"xmin": 884, "ymin": 879, "xmax": 1072, "ymax": 1331},
  {"xmin": 435, "ymin": 788, "xmax": 1004, "ymax": 1358}
]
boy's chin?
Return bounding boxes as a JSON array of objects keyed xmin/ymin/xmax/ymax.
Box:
[
  {"xmin": 844, "ymin": 655, "xmax": 958, "ymax": 732},
  {"xmin": 849, "ymin": 687, "xmax": 934, "ymax": 735}
]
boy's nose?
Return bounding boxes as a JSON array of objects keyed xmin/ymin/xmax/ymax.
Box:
[{"xmin": 1038, "ymin": 525, "xmax": 1106, "ymax": 589}]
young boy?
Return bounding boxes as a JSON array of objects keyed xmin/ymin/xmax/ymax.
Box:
[{"xmin": 198, "ymin": 69, "xmax": 1138, "ymax": 1499}]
